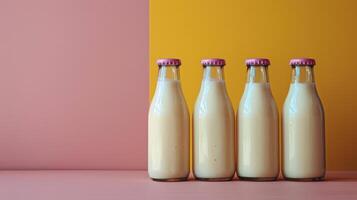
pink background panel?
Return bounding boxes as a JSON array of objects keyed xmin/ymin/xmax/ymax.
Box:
[{"xmin": 0, "ymin": 0, "xmax": 148, "ymax": 169}]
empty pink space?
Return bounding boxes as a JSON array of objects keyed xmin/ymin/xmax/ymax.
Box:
[{"xmin": 0, "ymin": 0, "xmax": 148, "ymax": 169}]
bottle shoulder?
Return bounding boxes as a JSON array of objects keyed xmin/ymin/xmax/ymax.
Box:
[
  {"xmin": 284, "ymin": 84, "xmax": 323, "ymax": 104},
  {"xmin": 239, "ymin": 83, "xmax": 277, "ymax": 108},
  {"xmin": 194, "ymin": 90, "xmax": 234, "ymax": 118},
  {"xmin": 283, "ymin": 84, "xmax": 324, "ymax": 115},
  {"xmin": 195, "ymin": 80, "xmax": 232, "ymax": 104},
  {"xmin": 149, "ymin": 81, "xmax": 189, "ymax": 116}
]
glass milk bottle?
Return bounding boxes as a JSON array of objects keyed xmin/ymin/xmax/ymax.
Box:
[
  {"xmin": 238, "ymin": 58, "xmax": 279, "ymax": 181},
  {"xmin": 148, "ymin": 58, "xmax": 190, "ymax": 181},
  {"xmin": 283, "ymin": 58, "xmax": 325, "ymax": 181},
  {"xmin": 193, "ymin": 59, "xmax": 235, "ymax": 181}
]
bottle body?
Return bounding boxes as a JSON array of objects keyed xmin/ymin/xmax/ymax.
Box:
[
  {"xmin": 238, "ymin": 60, "xmax": 279, "ymax": 180},
  {"xmin": 148, "ymin": 61, "xmax": 190, "ymax": 181},
  {"xmin": 283, "ymin": 60, "xmax": 325, "ymax": 180},
  {"xmin": 238, "ymin": 83, "xmax": 279, "ymax": 179},
  {"xmin": 193, "ymin": 61, "xmax": 235, "ymax": 181}
]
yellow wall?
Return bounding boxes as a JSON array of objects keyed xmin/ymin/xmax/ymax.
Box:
[{"xmin": 150, "ymin": 0, "xmax": 357, "ymax": 170}]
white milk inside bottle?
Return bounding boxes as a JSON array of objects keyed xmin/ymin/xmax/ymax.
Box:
[
  {"xmin": 238, "ymin": 58, "xmax": 279, "ymax": 181},
  {"xmin": 148, "ymin": 58, "xmax": 190, "ymax": 181},
  {"xmin": 193, "ymin": 59, "xmax": 235, "ymax": 181},
  {"xmin": 283, "ymin": 58, "xmax": 325, "ymax": 181}
]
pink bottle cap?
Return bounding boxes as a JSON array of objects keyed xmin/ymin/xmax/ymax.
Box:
[
  {"xmin": 245, "ymin": 58, "xmax": 270, "ymax": 66},
  {"xmin": 156, "ymin": 58, "xmax": 181, "ymax": 66},
  {"xmin": 289, "ymin": 58, "xmax": 316, "ymax": 66},
  {"xmin": 201, "ymin": 58, "xmax": 226, "ymax": 66}
]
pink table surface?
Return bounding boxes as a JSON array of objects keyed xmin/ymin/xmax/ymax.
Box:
[{"xmin": 0, "ymin": 171, "xmax": 356, "ymax": 200}]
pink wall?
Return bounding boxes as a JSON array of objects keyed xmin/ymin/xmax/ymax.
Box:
[{"xmin": 0, "ymin": 0, "xmax": 148, "ymax": 169}]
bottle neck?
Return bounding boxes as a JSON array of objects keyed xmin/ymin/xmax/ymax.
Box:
[
  {"xmin": 158, "ymin": 66, "xmax": 180, "ymax": 81},
  {"xmin": 203, "ymin": 66, "xmax": 225, "ymax": 81},
  {"xmin": 247, "ymin": 66, "xmax": 269, "ymax": 83},
  {"xmin": 291, "ymin": 66, "xmax": 315, "ymax": 83}
]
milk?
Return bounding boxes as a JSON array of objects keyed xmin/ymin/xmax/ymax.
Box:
[
  {"xmin": 193, "ymin": 68, "xmax": 235, "ymax": 180},
  {"xmin": 238, "ymin": 83, "xmax": 279, "ymax": 179},
  {"xmin": 148, "ymin": 71, "xmax": 190, "ymax": 180},
  {"xmin": 282, "ymin": 83, "xmax": 325, "ymax": 179}
]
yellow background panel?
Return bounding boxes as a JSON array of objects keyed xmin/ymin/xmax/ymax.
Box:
[{"xmin": 150, "ymin": 0, "xmax": 357, "ymax": 170}]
